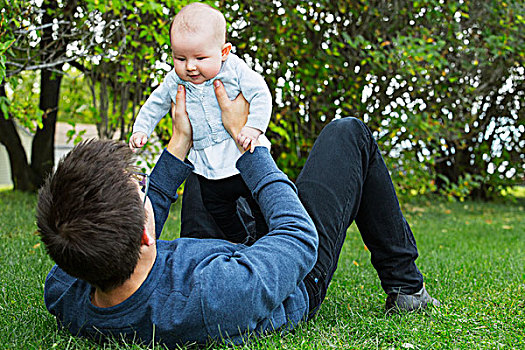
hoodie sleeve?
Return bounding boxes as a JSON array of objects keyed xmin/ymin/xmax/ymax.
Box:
[
  {"xmin": 199, "ymin": 147, "xmax": 318, "ymax": 338},
  {"xmin": 148, "ymin": 149, "xmax": 193, "ymax": 239}
]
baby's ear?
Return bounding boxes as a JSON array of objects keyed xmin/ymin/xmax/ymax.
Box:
[{"xmin": 221, "ymin": 43, "xmax": 232, "ymax": 61}]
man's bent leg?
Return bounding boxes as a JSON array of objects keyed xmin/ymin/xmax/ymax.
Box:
[
  {"xmin": 244, "ymin": 195, "xmax": 269, "ymax": 241},
  {"xmin": 181, "ymin": 173, "xmax": 258, "ymax": 242},
  {"xmin": 296, "ymin": 117, "xmax": 427, "ymax": 316},
  {"xmin": 197, "ymin": 174, "xmax": 250, "ymax": 243},
  {"xmin": 181, "ymin": 173, "xmax": 224, "ymax": 239}
]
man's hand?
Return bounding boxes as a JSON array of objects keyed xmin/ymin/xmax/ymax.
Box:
[
  {"xmin": 214, "ymin": 79, "xmax": 268, "ymax": 153},
  {"xmin": 213, "ymin": 80, "xmax": 249, "ymax": 140},
  {"xmin": 167, "ymin": 85, "xmax": 193, "ymax": 160}
]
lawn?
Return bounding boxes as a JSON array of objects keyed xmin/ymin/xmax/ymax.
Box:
[{"xmin": 0, "ymin": 190, "xmax": 523, "ymax": 349}]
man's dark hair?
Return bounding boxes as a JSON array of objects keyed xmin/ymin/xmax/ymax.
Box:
[{"xmin": 37, "ymin": 139, "xmax": 145, "ymax": 292}]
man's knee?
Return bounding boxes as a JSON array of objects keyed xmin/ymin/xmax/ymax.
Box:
[{"xmin": 323, "ymin": 117, "xmax": 370, "ymax": 140}]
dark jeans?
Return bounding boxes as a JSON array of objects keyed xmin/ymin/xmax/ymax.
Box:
[
  {"xmin": 196, "ymin": 174, "xmax": 268, "ymax": 244},
  {"xmin": 180, "ymin": 117, "xmax": 423, "ymax": 316}
]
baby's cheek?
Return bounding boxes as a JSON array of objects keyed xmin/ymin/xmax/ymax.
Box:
[{"xmin": 208, "ymin": 61, "xmax": 222, "ymax": 78}]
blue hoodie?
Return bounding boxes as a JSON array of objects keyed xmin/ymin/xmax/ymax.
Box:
[{"xmin": 44, "ymin": 147, "xmax": 318, "ymax": 347}]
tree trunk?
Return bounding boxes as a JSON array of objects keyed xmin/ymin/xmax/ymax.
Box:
[
  {"xmin": 30, "ymin": 0, "xmax": 66, "ymax": 188},
  {"xmin": 31, "ymin": 67, "xmax": 62, "ymax": 187},
  {"xmin": 0, "ymin": 85, "xmax": 39, "ymax": 191},
  {"xmin": 0, "ymin": 0, "xmax": 65, "ymax": 192}
]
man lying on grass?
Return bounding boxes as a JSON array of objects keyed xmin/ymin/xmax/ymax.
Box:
[{"xmin": 37, "ymin": 80, "xmax": 439, "ymax": 347}]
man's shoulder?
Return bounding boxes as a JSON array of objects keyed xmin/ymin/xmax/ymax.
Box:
[
  {"xmin": 44, "ymin": 265, "xmax": 90, "ymax": 301},
  {"xmin": 45, "ymin": 265, "xmax": 79, "ymax": 291},
  {"xmin": 44, "ymin": 265, "xmax": 91, "ymax": 319}
]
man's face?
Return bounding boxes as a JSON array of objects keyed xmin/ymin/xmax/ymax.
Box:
[
  {"xmin": 171, "ymin": 31, "xmax": 225, "ymax": 85},
  {"xmin": 135, "ymin": 176, "xmax": 155, "ymax": 238},
  {"xmin": 142, "ymin": 192, "xmax": 155, "ymax": 236}
]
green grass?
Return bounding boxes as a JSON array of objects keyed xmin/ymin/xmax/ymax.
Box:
[{"xmin": 0, "ymin": 191, "xmax": 523, "ymax": 349}]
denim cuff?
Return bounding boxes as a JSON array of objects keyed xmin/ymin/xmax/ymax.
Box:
[{"xmin": 236, "ymin": 147, "xmax": 290, "ymax": 196}]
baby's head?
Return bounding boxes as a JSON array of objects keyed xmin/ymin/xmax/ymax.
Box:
[{"xmin": 170, "ymin": 3, "xmax": 232, "ymax": 84}]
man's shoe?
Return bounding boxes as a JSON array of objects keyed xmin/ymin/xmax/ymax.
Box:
[{"xmin": 385, "ymin": 286, "xmax": 440, "ymax": 313}]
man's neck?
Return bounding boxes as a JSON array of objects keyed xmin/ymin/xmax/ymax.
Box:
[{"xmin": 91, "ymin": 244, "xmax": 156, "ymax": 308}]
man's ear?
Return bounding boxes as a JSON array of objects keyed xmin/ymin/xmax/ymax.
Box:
[
  {"xmin": 221, "ymin": 43, "xmax": 232, "ymax": 61},
  {"xmin": 141, "ymin": 228, "xmax": 155, "ymax": 246}
]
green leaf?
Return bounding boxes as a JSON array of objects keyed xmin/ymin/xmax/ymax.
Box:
[
  {"xmin": 0, "ymin": 98, "xmax": 9, "ymax": 119},
  {"xmin": 0, "ymin": 39, "xmax": 16, "ymax": 53}
]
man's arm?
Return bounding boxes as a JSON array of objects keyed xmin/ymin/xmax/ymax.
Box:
[
  {"xmin": 199, "ymin": 148, "xmax": 318, "ymax": 337},
  {"xmin": 198, "ymin": 82, "xmax": 318, "ymax": 336},
  {"xmin": 147, "ymin": 85, "xmax": 194, "ymax": 239}
]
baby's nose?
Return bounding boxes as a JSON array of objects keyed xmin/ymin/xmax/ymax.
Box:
[{"xmin": 186, "ymin": 61, "xmax": 197, "ymax": 70}]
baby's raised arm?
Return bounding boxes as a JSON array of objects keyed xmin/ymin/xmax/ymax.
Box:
[{"xmin": 131, "ymin": 72, "xmax": 175, "ymax": 150}]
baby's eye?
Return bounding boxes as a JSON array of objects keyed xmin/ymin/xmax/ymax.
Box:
[
  {"xmin": 175, "ymin": 57, "xmax": 186, "ymax": 61},
  {"xmin": 196, "ymin": 57, "xmax": 207, "ymax": 61}
]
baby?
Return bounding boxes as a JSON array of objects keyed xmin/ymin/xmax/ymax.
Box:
[{"xmin": 130, "ymin": 3, "xmax": 271, "ymax": 243}]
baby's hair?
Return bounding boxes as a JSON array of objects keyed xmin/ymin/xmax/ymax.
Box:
[{"xmin": 169, "ymin": 3, "xmax": 227, "ymax": 48}]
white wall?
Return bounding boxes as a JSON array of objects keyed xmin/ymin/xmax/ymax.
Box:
[
  {"xmin": 0, "ymin": 122, "xmax": 98, "ymax": 186},
  {"xmin": 0, "ymin": 124, "xmax": 33, "ymax": 187},
  {"xmin": 1, "ymin": 122, "xmax": 157, "ymax": 187}
]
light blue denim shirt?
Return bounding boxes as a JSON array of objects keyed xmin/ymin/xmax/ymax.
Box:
[{"xmin": 133, "ymin": 53, "xmax": 272, "ymax": 151}]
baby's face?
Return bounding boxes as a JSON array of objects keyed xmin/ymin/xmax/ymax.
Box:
[{"xmin": 171, "ymin": 31, "xmax": 225, "ymax": 85}]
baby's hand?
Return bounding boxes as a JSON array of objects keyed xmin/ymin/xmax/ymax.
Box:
[
  {"xmin": 129, "ymin": 132, "xmax": 148, "ymax": 151},
  {"xmin": 237, "ymin": 126, "xmax": 262, "ymax": 153}
]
